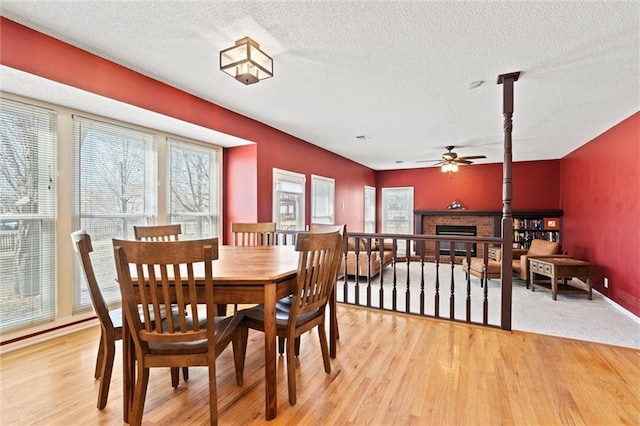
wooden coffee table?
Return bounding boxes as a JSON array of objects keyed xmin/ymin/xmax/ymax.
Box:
[{"xmin": 529, "ymin": 257, "xmax": 594, "ymax": 300}]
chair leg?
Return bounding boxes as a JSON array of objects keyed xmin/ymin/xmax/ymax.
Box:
[
  {"xmin": 317, "ymin": 324, "xmax": 331, "ymax": 374},
  {"xmin": 131, "ymin": 365, "xmax": 150, "ymax": 426},
  {"xmin": 232, "ymin": 326, "xmax": 248, "ymax": 386},
  {"xmin": 286, "ymin": 335, "xmax": 297, "ymax": 406},
  {"xmin": 207, "ymin": 352, "xmax": 218, "ymax": 426},
  {"xmin": 97, "ymin": 335, "xmax": 116, "ymax": 409},
  {"xmin": 278, "ymin": 336, "xmax": 285, "ymax": 355},
  {"xmin": 182, "ymin": 367, "xmax": 189, "ymax": 381},
  {"xmin": 95, "ymin": 333, "xmax": 105, "ymax": 379},
  {"xmin": 294, "ymin": 336, "xmax": 301, "ymax": 356},
  {"xmin": 216, "ymin": 304, "xmax": 228, "ymax": 316},
  {"xmin": 171, "ymin": 368, "xmax": 179, "ymax": 388}
]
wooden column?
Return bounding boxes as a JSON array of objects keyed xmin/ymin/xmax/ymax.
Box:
[{"xmin": 497, "ymin": 71, "xmax": 520, "ymax": 331}]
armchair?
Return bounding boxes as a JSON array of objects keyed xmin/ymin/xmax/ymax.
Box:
[{"xmin": 513, "ymin": 239, "xmax": 568, "ymax": 287}]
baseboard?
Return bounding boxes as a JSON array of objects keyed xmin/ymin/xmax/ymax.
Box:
[
  {"xmin": 594, "ymin": 288, "xmax": 640, "ymax": 324},
  {"xmin": 0, "ymin": 314, "xmax": 99, "ymax": 355}
]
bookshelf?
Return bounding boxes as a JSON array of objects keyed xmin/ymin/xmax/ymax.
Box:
[{"xmin": 513, "ymin": 210, "xmax": 563, "ymax": 249}]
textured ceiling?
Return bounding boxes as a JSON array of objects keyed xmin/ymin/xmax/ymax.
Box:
[{"xmin": 1, "ymin": 1, "xmax": 638, "ymax": 170}]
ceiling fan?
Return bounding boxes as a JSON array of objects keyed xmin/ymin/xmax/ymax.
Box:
[
  {"xmin": 437, "ymin": 145, "xmax": 486, "ymax": 166},
  {"xmin": 418, "ymin": 145, "xmax": 487, "ymax": 167}
]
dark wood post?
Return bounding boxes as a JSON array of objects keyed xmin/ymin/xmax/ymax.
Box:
[{"xmin": 497, "ymin": 71, "xmax": 520, "ymax": 331}]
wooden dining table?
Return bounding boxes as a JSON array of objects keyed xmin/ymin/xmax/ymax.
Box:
[{"xmin": 121, "ymin": 244, "xmax": 339, "ymax": 422}]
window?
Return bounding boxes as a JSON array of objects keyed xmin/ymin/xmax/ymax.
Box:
[
  {"xmin": 73, "ymin": 116, "xmax": 157, "ymax": 311},
  {"xmin": 364, "ymin": 186, "xmax": 376, "ymax": 233},
  {"xmin": 311, "ymin": 174, "xmax": 335, "ymax": 225},
  {"xmin": 0, "ymin": 98, "xmax": 57, "ymax": 333},
  {"xmin": 168, "ymin": 138, "xmax": 220, "ymax": 239},
  {"xmin": 273, "ymin": 168, "xmax": 305, "ymax": 230},
  {"xmin": 382, "ymin": 187, "xmax": 414, "ymax": 234}
]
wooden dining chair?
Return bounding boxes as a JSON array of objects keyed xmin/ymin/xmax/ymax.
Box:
[
  {"xmin": 133, "ymin": 223, "xmax": 190, "ymax": 385},
  {"xmin": 112, "ymin": 237, "xmax": 245, "ymax": 426},
  {"xmin": 133, "ymin": 224, "xmax": 182, "ymax": 241},
  {"xmin": 231, "ymin": 222, "xmax": 276, "ymax": 246},
  {"xmin": 238, "ymin": 231, "xmax": 343, "ymax": 405},
  {"xmin": 277, "ymin": 223, "xmax": 347, "ymax": 355},
  {"xmin": 227, "ymin": 222, "xmax": 277, "ymax": 315},
  {"xmin": 71, "ymin": 230, "xmax": 122, "ymax": 409}
]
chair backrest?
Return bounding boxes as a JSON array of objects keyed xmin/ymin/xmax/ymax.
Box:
[
  {"xmin": 528, "ymin": 239, "xmax": 561, "ymax": 256},
  {"xmin": 309, "ymin": 223, "xmax": 346, "ymax": 236},
  {"xmin": 71, "ymin": 230, "xmax": 113, "ymax": 329},
  {"xmin": 231, "ymin": 222, "xmax": 276, "ymax": 246},
  {"xmin": 291, "ymin": 231, "xmax": 343, "ymax": 317},
  {"xmin": 112, "ymin": 238, "xmax": 218, "ymax": 348},
  {"xmin": 133, "ymin": 224, "xmax": 182, "ymax": 241}
]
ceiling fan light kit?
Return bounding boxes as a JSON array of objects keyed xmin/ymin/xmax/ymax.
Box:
[
  {"xmin": 220, "ymin": 37, "xmax": 273, "ymax": 85},
  {"xmin": 441, "ymin": 163, "xmax": 458, "ymax": 173}
]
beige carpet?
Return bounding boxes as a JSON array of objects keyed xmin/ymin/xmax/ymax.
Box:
[{"xmin": 337, "ymin": 261, "xmax": 640, "ymax": 349}]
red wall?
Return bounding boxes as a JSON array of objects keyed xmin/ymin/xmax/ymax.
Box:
[
  {"xmin": 224, "ymin": 144, "xmax": 258, "ymax": 242},
  {"xmin": 255, "ymin": 137, "xmax": 375, "ymax": 232},
  {"xmin": 560, "ymin": 112, "xmax": 640, "ymax": 316},
  {"xmin": 376, "ymin": 160, "xmax": 560, "ymax": 212}
]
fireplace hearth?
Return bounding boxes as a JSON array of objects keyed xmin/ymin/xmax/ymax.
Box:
[{"xmin": 436, "ymin": 225, "xmax": 477, "ymax": 257}]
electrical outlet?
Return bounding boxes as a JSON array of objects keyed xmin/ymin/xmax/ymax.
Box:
[{"xmin": 604, "ymin": 277, "xmax": 609, "ymax": 288}]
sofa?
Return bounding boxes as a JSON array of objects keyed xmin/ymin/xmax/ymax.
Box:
[{"xmin": 341, "ymin": 237, "xmax": 393, "ymax": 277}]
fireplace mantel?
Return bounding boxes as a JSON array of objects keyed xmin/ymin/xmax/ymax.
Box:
[{"xmin": 414, "ymin": 209, "xmax": 502, "ymax": 217}]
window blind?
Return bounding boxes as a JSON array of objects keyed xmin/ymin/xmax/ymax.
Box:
[
  {"xmin": 72, "ymin": 116, "xmax": 157, "ymax": 312},
  {"xmin": 168, "ymin": 138, "xmax": 220, "ymax": 238},
  {"xmin": 0, "ymin": 97, "xmax": 57, "ymax": 333}
]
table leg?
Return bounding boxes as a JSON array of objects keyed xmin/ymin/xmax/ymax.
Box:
[
  {"xmin": 122, "ymin": 317, "xmax": 132, "ymax": 423},
  {"xmin": 263, "ymin": 283, "xmax": 277, "ymax": 420},
  {"xmin": 329, "ymin": 287, "xmax": 337, "ymax": 359},
  {"xmin": 551, "ymin": 270, "xmax": 558, "ymax": 300},
  {"xmin": 530, "ymin": 269, "xmax": 536, "ymax": 292},
  {"xmin": 587, "ymin": 276, "xmax": 593, "ymax": 300}
]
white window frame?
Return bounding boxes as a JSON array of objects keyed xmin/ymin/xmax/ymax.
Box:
[
  {"xmin": 311, "ymin": 174, "xmax": 335, "ymax": 225},
  {"xmin": 364, "ymin": 185, "xmax": 376, "ymax": 233},
  {"xmin": 273, "ymin": 168, "xmax": 305, "ymax": 231},
  {"xmin": 0, "ymin": 97, "xmax": 57, "ymax": 333},
  {"xmin": 381, "ymin": 187, "xmax": 414, "ymax": 234},
  {"xmin": 72, "ymin": 115, "xmax": 157, "ymax": 311},
  {"xmin": 167, "ymin": 137, "xmax": 221, "ymax": 239}
]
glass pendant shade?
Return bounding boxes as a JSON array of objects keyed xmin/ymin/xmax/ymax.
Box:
[{"xmin": 220, "ymin": 37, "xmax": 273, "ymax": 85}]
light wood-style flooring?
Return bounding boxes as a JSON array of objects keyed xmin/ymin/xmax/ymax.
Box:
[{"xmin": 1, "ymin": 305, "xmax": 638, "ymax": 425}]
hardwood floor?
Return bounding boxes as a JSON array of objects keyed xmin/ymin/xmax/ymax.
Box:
[{"xmin": 1, "ymin": 305, "xmax": 638, "ymax": 425}]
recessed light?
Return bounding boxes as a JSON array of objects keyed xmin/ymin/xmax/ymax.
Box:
[
  {"xmin": 395, "ymin": 160, "xmax": 404, "ymax": 163},
  {"xmin": 355, "ymin": 135, "xmax": 370, "ymax": 141},
  {"xmin": 468, "ymin": 80, "xmax": 484, "ymax": 89}
]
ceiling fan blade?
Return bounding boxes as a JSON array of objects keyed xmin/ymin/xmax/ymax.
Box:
[
  {"xmin": 416, "ymin": 159, "xmax": 442, "ymax": 164},
  {"xmin": 456, "ymin": 160, "xmax": 473, "ymax": 165},
  {"xmin": 457, "ymin": 155, "xmax": 486, "ymax": 161}
]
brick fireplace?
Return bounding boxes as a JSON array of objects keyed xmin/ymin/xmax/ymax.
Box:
[{"xmin": 414, "ymin": 210, "xmax": 501, "ymax": 260}]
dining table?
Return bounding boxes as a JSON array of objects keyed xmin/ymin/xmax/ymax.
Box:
[{"xmin": 121, "ymin": 244, "xmax": 339, "ymax": 422}]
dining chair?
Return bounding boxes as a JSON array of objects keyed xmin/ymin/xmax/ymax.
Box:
[
  {"xmin": 71, "ymin": 230, "xmax": 122, "ymax": 409},
  {"xmin": 112, "ymin": 237, "xmax": 245, "ymax": 426},
  {"xmin": 133, "ymin": 223, "xmax": 190, "ymax": 385},
  {"xmin": 227, "ymin": 222, "xmax": 277, "ymax": 315},
  {"xmin": 238, "ymin": 230, "xmax": 343, "ymax": 405},
  {"xmin": 133, "ymin": 223, "xmax": 182, "ymax": 241},
  {"xmin": 277, "ymin": 223, "xmax": 347, "ymax": 355},
  {"xmin": 231, "ymin": 222, "xmax": 276, "ymax": 246}
]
